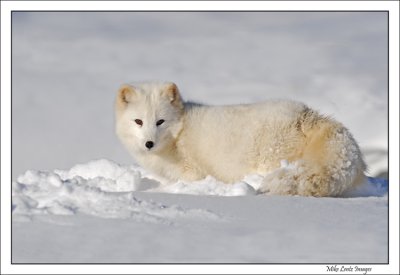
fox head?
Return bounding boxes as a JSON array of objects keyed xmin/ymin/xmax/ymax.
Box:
[{"xmin": 115, "ymin": 82, "xmax": 184, "ymax": 154}]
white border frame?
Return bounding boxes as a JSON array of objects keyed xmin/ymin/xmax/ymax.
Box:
[{"xmin": 1, "ymin": 1, "xmax": 399, "ymax": 274}]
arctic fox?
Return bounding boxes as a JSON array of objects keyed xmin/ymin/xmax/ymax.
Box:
[{"xmin": 115, "ymin": 82, "xmax": 366, "ymax": 197}]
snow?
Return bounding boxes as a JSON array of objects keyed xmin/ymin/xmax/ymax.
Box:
[
  {"xmin": 12, "ymin": 159, "xmax": 388, "ymax": 263},
  {"xmin": 12, "ymin": 195, "xmax": 388, "ymax": 263},
  {"xmin": 13, "ymin": 159, "xmax": 224, "ymax": 221},
  {"xmin": 6, "ymin": 10, "xmax": 392, "ymax": 267}
]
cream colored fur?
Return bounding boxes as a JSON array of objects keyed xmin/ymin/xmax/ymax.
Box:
[{"xmin": 115, "ymin": 82, "xmax": 366, "ymax": 197}]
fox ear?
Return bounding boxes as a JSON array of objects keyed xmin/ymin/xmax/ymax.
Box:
[
  {"xmin": 117, "ymin": 84, "xmax": 136, "ymax": 106},
  {"xmin": 163, "ymin": 82, "xmax": 183, "ymax": 110}
]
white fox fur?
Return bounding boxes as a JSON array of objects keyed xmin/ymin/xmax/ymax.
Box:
[{"xmin": 115, "ymin": 82, "xmax": 366, "ymax": 197}]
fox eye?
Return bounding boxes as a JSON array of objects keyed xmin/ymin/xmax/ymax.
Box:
[
  {"xmin": 156, "ymin": 119, "xmax": 165, "ymax": 126},
  {"xmin": 134, "ymin": 119, "xmax": 143, "ymax": 126}
]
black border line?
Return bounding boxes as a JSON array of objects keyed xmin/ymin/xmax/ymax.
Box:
[
  {"xmin": 0, "ymin": 2, "xmax": 2, "ymax": 275},
  {"xmin": 387, "ymin": 10, "xmax": 390, "ymax": 265},
  {"xmin": 9, "ymin": 10, "xmax": 390, "ymax": 266},
  {"xmin": 1, "ymin": 0, "xmax": 399, "ymax": 1}
]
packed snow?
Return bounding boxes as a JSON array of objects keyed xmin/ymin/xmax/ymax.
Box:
[
  {"xmin": 12, "ymin": 159, "xmax": 388, "ymax": 263},
  {"xmin": 8, "ymin": 11, "xmax": 391, "ymax": 266}
]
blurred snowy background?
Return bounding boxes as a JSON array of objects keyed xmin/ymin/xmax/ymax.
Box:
[{"xmin": 12, "ymin": 11, "xmax": 388, "ymax": 180}]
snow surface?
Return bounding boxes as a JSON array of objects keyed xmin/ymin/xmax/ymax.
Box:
[{"xmin": 12, "ymin": 159, "xmax": 388, "ymax": 263}]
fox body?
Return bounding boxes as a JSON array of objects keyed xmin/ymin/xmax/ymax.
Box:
[{"xmin": 115, "ymin": 82, "xmax": 366, "ymax": 197}]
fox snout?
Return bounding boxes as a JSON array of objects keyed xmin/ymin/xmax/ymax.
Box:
[{"xmin": 145, "ymin": 141, "xmax": 154, "ymax": 150}]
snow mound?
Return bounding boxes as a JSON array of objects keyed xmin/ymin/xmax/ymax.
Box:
[
  {"xmin": 12, "ymin": 159, "xmax": 388, "ymax": 221},
  {"xmin": 12, "ymin": 160, "xmax": 223, "ymax": 223},
  {"xmin": 54, "ymin": 159, "xmax": 144, "ymax": 191}
]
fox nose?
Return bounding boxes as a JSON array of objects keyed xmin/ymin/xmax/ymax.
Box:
[{"xmin": 145, "ymin": 141, "xmax": 154, "ymax": 149}]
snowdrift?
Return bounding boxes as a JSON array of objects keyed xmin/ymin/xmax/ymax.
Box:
[
  {"xmin": 12, "ymin": 159, "xmax": 388, "ymax": 221},
  {"xmin": 12, "ymin": 159, "xmax": 388, "ymax": 263}
]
